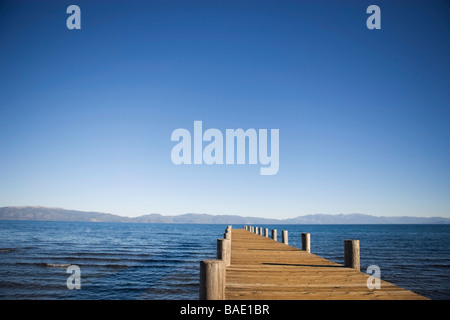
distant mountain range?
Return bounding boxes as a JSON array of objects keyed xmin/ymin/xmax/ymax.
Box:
[{"xmin": 0, "ymin": 206, "xmax": 449, "ymax": 224}]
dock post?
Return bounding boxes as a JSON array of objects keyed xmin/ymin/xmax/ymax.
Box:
[
  {"xmin": 255, "ymin": 227, "xmax": 259, "ymax": 235},
  {"xmin": 301, "ymin": 233, "xmax": 311, "ymax": 253},
  {"xmin": 259, "ymin": 227, "xmax": 263, "ymax": 236},
  {"xmin": 264, "ymin": 228, "xmax": 269, "ymax": 237},
  {"xmin": 282, "ymin": 230, "xmax": 288, "ymax": 245},
  {"xmin": 199, "ymin": 259, "xmax": 225, "ymax": 300},
  {"xmin": 344, "ymin": 240, "xmax": 360, "ymax": 271},
  {"xmin": 272, "ymin": 229, "xmax": 277, "ymax": 241},
  {"xmin": 217, "ymin": 238, "xmax": 231, "ymax": 267}
]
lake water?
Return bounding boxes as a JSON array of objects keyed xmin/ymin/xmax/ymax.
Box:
[{"xmin": 0, "ymin": 221, "xmax": 448, "ymax": 300}]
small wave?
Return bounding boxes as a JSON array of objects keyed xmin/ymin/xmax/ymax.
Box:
[
  {"xmin": 99, "ymin": 264, "xmax": 129, "ymax": 269},
  {"xmin": 15, "ymin": 261, "xmax": 130, "ymax": 269},
  {"xmin": 69, "ymin": 252, "xmax": 152, "ymax": 258},
  {"xmin": 42, "ymin": 263, "xmax": 72, "ymax": 268},
  {"xmin": 23, "ymin": 256, "xmax": 150, "ymax": 263},
  {"xmin": 14, "ymin": 262, "xmax": 71, "ymax": 268},
  {"xmin": 429, "ymin": 264, "xmax": 450, "ymax": 269}
]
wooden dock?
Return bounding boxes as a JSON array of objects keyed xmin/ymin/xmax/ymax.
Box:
[{"xmin": 200, "ymin": 227, "xmax": 428, "ymax": 300}]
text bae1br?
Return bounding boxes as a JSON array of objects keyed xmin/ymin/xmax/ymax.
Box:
[{"xmin": 180, "ymin": 304, "xmax": 270, "ymax": 317}]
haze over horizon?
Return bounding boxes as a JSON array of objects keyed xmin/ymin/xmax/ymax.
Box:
[
  {"xmin": 1, "ymin": 1, "xmax": 449, "ymax": 219},
  {"xmin": 1, "ymin": 205, "xmax": 449, "ymax": 224},
  {"xmin": 0, "ymin": 205, "xmax": 448, "ymax": 221}
]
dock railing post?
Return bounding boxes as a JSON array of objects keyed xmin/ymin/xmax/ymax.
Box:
[
  {"xmin": 264, "ymin": 228, "xmax": 269, "ymax": 237},
  {"xmin": 199, "ymin": 259, "xmax": 225, "ymax": 300},
  {"xmin": 217, "ymin": 238, "xmax": 231, "ymax": 267},
  {"xmin": 272, "ymin": 229, "xmax": 277, "ymax": 241},
  {"xmin": 255, "ymin": 227, "xmax": 259, "ymax": 235},
  {"xmin": 224, "ymin": 225, "xmax": 231, "ymax": 238},
  {"xmin": 282, "ymin": 230, "xmax": 288, "ymax": 245},
  {"xmin": 301, "ymin": 233, "xmax": 310, "ymax": 253},
  {"xmin": 344, "ymin": 240, "xmax": 360, "ymax": 271}
]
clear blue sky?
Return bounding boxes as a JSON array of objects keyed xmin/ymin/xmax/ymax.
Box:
[{"xmin": 0, "ymin": 0, "xmax": 449, "ymax": 218}]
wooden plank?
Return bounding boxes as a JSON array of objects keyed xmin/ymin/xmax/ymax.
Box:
[{"xmin": 225, "ymin": 229, "xmax": 428, "ymax": 300}]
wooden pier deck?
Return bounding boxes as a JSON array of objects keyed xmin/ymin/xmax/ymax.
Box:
[{"xmin": 225, "ymin": 229, "xmax": 427, "ymax": 300}]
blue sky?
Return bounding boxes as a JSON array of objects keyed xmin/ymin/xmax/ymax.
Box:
[{"xmin": 0, "ymin": 0, "xmax": 449, "ymax": 218}]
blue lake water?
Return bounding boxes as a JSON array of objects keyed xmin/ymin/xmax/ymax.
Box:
[{"xmin": 0, "ymin": 221, "xmax": 448, "ymax": 300}]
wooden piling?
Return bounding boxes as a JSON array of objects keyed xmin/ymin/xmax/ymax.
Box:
[
  {"xmin": 217, "ymin": 238, "xmax": 231, "ymax": 267},
  {"xmin": 199, "ymin": 259, "xmax": 225, "ymax": 300},
  {"xmin": 272, "ymin": 229, "xmax": 277, "ymax": 241},
  {"xmin": 282, "ymin": 230, "xmax": 288, "ymax": 245},
  {"xmin": 264, "ymin": 228, "xmax": 269, "ymax": 237},
  {"xmin": 301, "ymin": 232, "xmax": 310, "ymax": 253},
  {"xmin": 344, "ymin": 239, "xmax": 360, "ymax": 271}
]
